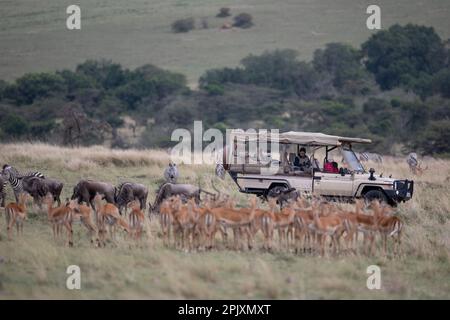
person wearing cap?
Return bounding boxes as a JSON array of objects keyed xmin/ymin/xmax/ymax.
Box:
[{"xmin": 294, "ymin": 147, "xmax": 311, "ymax": 171}]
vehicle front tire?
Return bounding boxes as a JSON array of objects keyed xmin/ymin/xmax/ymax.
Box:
[{"xmin": 363, "ymin": 189, "xmax": 388, "ymax": 204}]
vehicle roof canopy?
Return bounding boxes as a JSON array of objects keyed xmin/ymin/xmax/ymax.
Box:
[{"xmin": 230, "ymin": 130, "xmax": 371, "ymax": 146}]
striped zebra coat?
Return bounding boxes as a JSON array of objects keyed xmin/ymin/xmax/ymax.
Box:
[
  {"xmin": 1, "ymin": 165, "xmax": 45, "ymax": 203},
  {"xmin": 0, "ymin": 174, "xmax": 6, "ymax": 207}
]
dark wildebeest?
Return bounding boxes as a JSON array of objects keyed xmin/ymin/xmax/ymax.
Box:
[
  {"xmin": 148, "ymin": 183, "xmax": 214, "ymax": 218},
  {"xmin": 22, "ymin": 176, "xmax": 64, "ymax": 207},
  {"xmin": 71, "ymin": 179, "xmax": 116, "ymax": 209},
  {"xmin": 115, "ymin": 182, "xmax": 148, "ymax": 215}
]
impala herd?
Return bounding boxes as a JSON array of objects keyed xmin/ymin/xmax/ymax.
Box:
[
  {"xmin": 155, "ymin": 195, "xmax": 404, "ymax": 256},
  {"xmin": 1, "ymin": 185, "xmax": 403, "ymax": 257}
]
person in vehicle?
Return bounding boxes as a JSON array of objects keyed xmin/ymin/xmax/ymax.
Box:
[
  {"xmin": 294, "ymin": 147, "xmax": 311, "ymax": 171},
  {"xmin": 324, "ymin": 158, "xmax": 339, "ymax": 173}
]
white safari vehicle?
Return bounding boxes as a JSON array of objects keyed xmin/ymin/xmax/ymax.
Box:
[{"xmin": 223, "ymin": 131, "xmax": 413, "ymax": 205}]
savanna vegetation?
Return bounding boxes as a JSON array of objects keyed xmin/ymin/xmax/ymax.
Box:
[{"xmin": 0, "ymin": 143, "xmax": 448, "ymax": 299}]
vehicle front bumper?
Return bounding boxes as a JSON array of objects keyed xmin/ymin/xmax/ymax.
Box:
[{"xmin": 385, "ymin": 180, "xmax": 414, "ymax": 202}]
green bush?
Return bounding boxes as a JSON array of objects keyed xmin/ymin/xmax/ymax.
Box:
[
  {"xmin": 362, "ymin": 24, "xmax": 447, "ymax": 91},
  {"xmin": 5, "ymin": 72, "xmax": 65, "ymax": 105},
  {"xmin": 2, "ymin": 114, "xmax": 29, "ymax": 136},
  {"xmin": 204, "ymin": 83, "xmax": 225, "ymax": 96}
]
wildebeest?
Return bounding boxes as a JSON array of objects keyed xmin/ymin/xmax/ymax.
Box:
[
  {"xmin": 71, "ymin": 179, "xmax": 116, "ymax": 209},
  {"xmin": 148, "ymin": 183, "xmax": 214, "ymax": 217},
  {"xmin": 22, "ymin": 176, "xmax": 64, "ymax": 207},
  {"xmin": 115, "ymin": 182, "xmax": 148, "ymax": 215},
  {"xmin": 163, "ymin": 162, "xmax": 179, "ymax": 183}
]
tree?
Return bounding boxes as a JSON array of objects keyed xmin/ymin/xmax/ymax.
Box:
[
  {"xmin": 362, "ymin": 24, "xmax": 447, "ymax": 91},
  {"xmin": 6, "ymin": 73, "xmax": 65, "ymax": 105},
  {"xmin": 416, "ymin": 120, "xmax": 450, "ymax": 155},
  {"xmin": 2, "ymin": 114, "xmax": 29, "ymax": 136},
  {"xmin": 76, "ymin": 60, "xmax": 126, "ymax": 90},
  {"xmin": 313, "ymin": 43, "xmax": 369, "ymax": 89}
]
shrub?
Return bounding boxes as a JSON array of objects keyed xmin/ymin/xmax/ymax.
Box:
[
  {"xmin": 6, "ymin": 72, "xmax": 65, "ymax": 105},
  {"xmin": 2, "ymin": 114, "xmax": 29, "ymax": 136},
  {"xmin": 233, "ymin": 13, "xmax": 253, "ymax": 29},
  {"xmin": 171, "ymin": 18, "xmax": 195, "ymax": 33},
  {"xmin": 362, "ymin": 24, "xmax": 446, "ymax": 91},
  {"xmin": 204, "ymin": 84, "xmax": 225, "ymax": 96},
  {"xmin": 216, "ymin": 8, "xmax": 231, "ymax": 18}
]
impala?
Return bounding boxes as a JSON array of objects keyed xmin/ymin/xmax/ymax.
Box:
[
  {"xmin": 373, "ymin": 202, "xmax": 403, "ymax": 255},
  {"xmin": 43, "ymin": 194, "xmax": 74, "ymax": 246},
  {"xmin": 355, "ymin": 199, "xmax": 378, "ymax": 255},
  {"xmin": 273, "ymin": 202, "xmax": 297, "ymax": 250},
  {"xmin": 159, "ymin": 200, "xmax": 174, "ymax": 246},
  {"xmin": 67, "ymin": 200, "xmax": 99, "ymax": 246},
  {"xmin": 93, "ymin": 194, "xmax": 130, "ymax": 246},
  {"xmin": 171, "ymin": 197, "xmax": 198, "ymax": 251},
  {"xmin": 212, "ymin": 197, "xmax": 257, "ymax": 250},
  {"xmin": 293, "ymin": 204, "xmax": 314, "ymax": 254},
  {"xmin": 310, "ymin": 201, "xmax": 343, "ymax": 256},
  {"xmin": 5, "ymin": 193, "xmax": 28, "ymax": 239},
  {"xmin": 128, "ymin": 200, "xmax": 146, "ymax": 240}
]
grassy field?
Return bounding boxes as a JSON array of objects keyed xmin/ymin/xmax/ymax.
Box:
[
  {"xmin": 1, "ymin": 0, "xmax": 449, "ymax": 86},
  {"xmin": 0, "ymin": 143, "xmax": 449, "ymax": 299}
]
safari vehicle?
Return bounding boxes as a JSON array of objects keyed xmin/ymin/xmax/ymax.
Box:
[{"xmin": 223, "ymin": 131, "xmax": 413, "ymax": 205}]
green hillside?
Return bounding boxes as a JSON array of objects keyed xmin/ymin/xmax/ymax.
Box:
[{"xmin": 1, "ymin": 0, "xmax": 449, "ymax": 85}]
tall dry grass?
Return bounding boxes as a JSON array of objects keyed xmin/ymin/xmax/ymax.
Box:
[{"xmin": 0, "ymin": 143, "xmax": 449, "ymax": 299}]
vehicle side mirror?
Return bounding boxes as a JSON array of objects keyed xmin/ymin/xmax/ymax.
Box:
[{"xmin": 369, "ymin": 168, "xmax": 376, "ymax": 181}]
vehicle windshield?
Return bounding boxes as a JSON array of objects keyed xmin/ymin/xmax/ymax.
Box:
[{"xmin": 341, "ymin": 148, "xmax": 365, "ymax": 172}]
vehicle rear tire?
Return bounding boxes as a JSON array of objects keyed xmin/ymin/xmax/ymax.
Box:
[
  {"xmin": 266, "ymin": 185, "xmax": 288, "ymax": 199},
  {"xmin": 363, "ymin": 189, "xmax": 388, "ymax": 204}
]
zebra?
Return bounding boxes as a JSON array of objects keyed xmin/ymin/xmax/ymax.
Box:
[
  {"xmin": 0, "ymin": 173, "xmax": 6, "ymax": 207},
  {"xmin": 215, "ymin": 164, "xmax": 226, "ymax": 180},
  {"xmin": 1, "ymin": 164, "xmax": 45, "ymax": 203},
  {"xmin": 406, "ymin": 152, "xmax": 427, "ymax": 175},
  {"xmin": 357, "ymin": 152, "xmax": 383, "ymax": 163}
]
